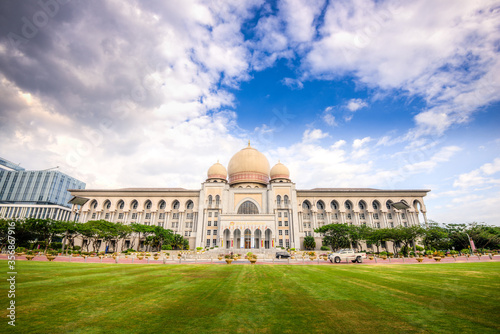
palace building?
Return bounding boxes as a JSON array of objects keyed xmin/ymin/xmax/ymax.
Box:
[{"xmin": 69, "ymin": 143, "xmax": 430, "ymax": 251}]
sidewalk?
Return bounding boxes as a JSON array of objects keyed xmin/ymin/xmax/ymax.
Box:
[{"xmin": 2, "ymin": 254, "xmax": 499, "ymax": 266}]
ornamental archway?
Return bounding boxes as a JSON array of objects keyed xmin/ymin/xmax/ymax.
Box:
[
  {"xmin": 244, "ymin": 229, "xmax": 251, "ymax": 249},
  {"xmin": 265, "ymin": 229, "xmax": 272, "ymax": 249}
]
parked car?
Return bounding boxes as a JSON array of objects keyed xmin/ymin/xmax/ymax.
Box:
[
  {"xmin": 328, "ymin": 249, "xmax": 365, "ymax": 263},
  {"xmin": 275, "ymin": 251, "xmax": 291, "ymax": 259}
]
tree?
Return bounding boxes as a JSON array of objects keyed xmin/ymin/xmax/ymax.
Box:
[
  {"xmin": 303, "ymin": 236, "xmax": 316, "ymax": 250},
  {"xmin": 78, "ymin": 220, "xmax": 103, "ymax": 252},
  {"xmin": 397, "ymin": 225, "xmax": 425, "ymax": 256},
  {"xmin": 422, "ymin": 222, "xmax": 449, "ymax": 250},
  {"xmin": 116, "ymin": 224, "xmax": 133, "ymax": 252},
  {"xmin": 25, "ymin": 218, "xmax": 65, "ymax": 252},
  {"xmin": 171, "ymin": 233, "xmax": 184, "ymax": 250},
  {"xmin": 348, "ymin": 224, "xmax": 371, "ymax": 250},
  {"xmin": 131, "ymin": 223, "xmax": 155, "ymax": 251},
  {"xmin": 149, "ymin": 226, "xmax": 174, "ymax": 251},
  {"xmin": 60, "ymin": 221, "xmax": 79, "ymax": 253},
  {"xmin": 365, "ymin": 228, "xmax": 387, "ymax": 253},
  {"xmin": 315, "ymin": 224, "xmax": 350, "ymax": 251}
]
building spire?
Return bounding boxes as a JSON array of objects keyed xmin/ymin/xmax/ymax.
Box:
[{"xmin": 248, "ymin": 140, "xmax": 251, "ymax": 147}]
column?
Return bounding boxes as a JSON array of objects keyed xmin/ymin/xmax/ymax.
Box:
[{"xmin": 251, "ymin": 232, "xmax": 255, "ymax": 249}]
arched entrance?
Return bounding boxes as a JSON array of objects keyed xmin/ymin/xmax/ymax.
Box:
[
  {"xmin": 224, "ymin": 229, "xmax": 230, "ymax": 249},
  {"xmin": 244, "ymin": 229, "xmax": 251, "ymax": 249},
  {"xmin": 254, "ymin": 229, "xmax": 261, "ymax": 249},
  {"xmin": 265, "ymin": 229, "xmax": 272, "ymax": 249},
  {"xmin": 234, "ymin": 229, "xmax": 241, "ymax": 249}
]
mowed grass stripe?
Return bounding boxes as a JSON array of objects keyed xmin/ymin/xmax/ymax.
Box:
[{"xmin": 1, "ymin": 262, "xmax": 499, "ymax": 333}]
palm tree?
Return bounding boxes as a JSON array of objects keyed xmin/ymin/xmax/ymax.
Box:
[{"xmin": 303, "ymin": 236, "xmax": 316, "ymax": 250}]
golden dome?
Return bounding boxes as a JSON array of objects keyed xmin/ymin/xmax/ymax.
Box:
[
  {"xmin": 207, "ymin": 161, "xmax": 227, "ymax": 181},
  {"xmin": 228, "ymin": 142, "xmax": 270, "ymax": 185},
  {"xmin": 270, "ymin": 161, "xmax": 290, "ymax": 181}
]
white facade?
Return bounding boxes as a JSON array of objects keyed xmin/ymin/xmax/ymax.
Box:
[{"xmin": 69, "ymin": 144, "xmax": 429, "ymax": 251}]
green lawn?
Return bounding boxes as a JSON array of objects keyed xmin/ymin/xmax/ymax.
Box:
[{"xmin": 1, "ymin": 262, "xmax": 499, "ymax": 333}]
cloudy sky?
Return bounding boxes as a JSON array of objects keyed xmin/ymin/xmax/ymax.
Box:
[{"xmin": 1, "ymin": 0, "xmax": 499, "ymax": 225}]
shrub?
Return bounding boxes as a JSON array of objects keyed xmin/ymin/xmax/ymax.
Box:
[
  {"xmin": 73, "ymin": 246, "xmax": 81, "ymax": 251},
  {"xmin": 162, "ymin": 245, "xmax": 172, "ymax": 250},
  {"xmin": 320, "ymin": 246, "xmax": 330, "ymax": 251},
  {"xmin": 379, "ymin": 251, "xmax": 388, "ymax": 256},
  {"xmin": 196, "ymin": 247, "xmax": 203, "ymax": 251},
  {"xmin": 290, "ymin": 248, "xmax": 296, "ymax": 251},
  {"xmin": 460, "ymin": 248, "xmax": 470, "ymax": 254},
  {"xmin": 15, "ymin": 247, "xmax": 26, "ymax": 253},
  {"xmin": 415, "ymin": 245, "xmax": 424, "ymax": 251}
]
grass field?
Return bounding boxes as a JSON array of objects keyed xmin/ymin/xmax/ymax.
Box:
[{"xmin": 1, "ymin": 261, "xmax": 499, "ymax": 333}]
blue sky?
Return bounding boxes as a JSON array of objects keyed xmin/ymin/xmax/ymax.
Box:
[{"xmin": 0, "ymin": 0, "xmax": 499, "ymax": 224}]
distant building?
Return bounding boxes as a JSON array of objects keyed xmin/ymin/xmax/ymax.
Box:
[
  {"xmin": 70, "ymin": 143, "xmax": 429, "ymax": 251},
  {"xmin": 0, "ymin": 157, "xmax": 86, "ymax": 221}
]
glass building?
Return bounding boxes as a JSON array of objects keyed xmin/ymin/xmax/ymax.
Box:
[{"xmin": 0, "ymin": 157, "xmax": 86, "ymax": 220}]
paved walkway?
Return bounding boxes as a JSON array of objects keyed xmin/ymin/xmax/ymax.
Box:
[{"xmin": 2, "ymin": 254, "xmax": 499, "ymax": 266}]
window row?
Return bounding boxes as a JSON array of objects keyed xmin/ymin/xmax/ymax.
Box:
[
  {"xmin": 89, "ymin": 199, "xmax": 195, "ymax": 211},
  {"xmin": 302, "ymin": 199, "xmax": 416, "ymax": 211},
  {"xmin": 276, "ymin": 195, "xmax": 290, "ymax": 206},
  {"xmin": 207, "ymin": 195, "xmax": 221, "ymax": 207}
]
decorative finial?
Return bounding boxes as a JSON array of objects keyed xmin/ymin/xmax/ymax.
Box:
[
  {"xmin": 217, "ymin": 159, "xmax": 219, "ymax": 163},
  {"xmin": 248, "ymin": 140, "xmax": 251, "ymax": 147},
  {"xmin": 278, "ymin": 159, "xmax": 281, "ymax": 163}
]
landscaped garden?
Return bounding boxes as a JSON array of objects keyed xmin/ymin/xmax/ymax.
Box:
[{"xmin": 1, "ymin": 261, "xmax": 499, "ymax": 333}]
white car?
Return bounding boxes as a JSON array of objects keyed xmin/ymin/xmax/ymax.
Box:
[{"xmin": 328, "ymin": 249, "xmax": 365, "ymax": 263}]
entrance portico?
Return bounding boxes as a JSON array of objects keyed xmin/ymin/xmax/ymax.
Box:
[{"xmin": 220, "ymin": 215, "xmax": 275, "ymax": 250}]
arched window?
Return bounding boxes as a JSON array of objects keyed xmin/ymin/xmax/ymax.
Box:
[
  {"xmin": 104, "ymin": 200, "xmax": 111, "ymax": 209},
  {"xmin": 284, "ymin": 195, "xmax": 289, "ymax": 205},
  {"xmin": 237, "ymin": 201, "xmax": 259, "ymax": 214},
  {"xmin": 145, "ymin": 200, "xmax": 152, "ymax": 210},
  {"xmin": 359, "ymin": 201, "xmax": 365, "ymax": 210},
  {"xmin": 173, "ymin": 200, "xmax": 180, "ymax": 210},
  {"xmin": 331, "ymin": 200, "xmax": 338, "ymax": 210},
  {"xmin": 345, "ymin": 201, "xmax": 352, "ymax": 210},
  {"xmin": 317, "ymin": 201, "xmax": 325, "ymax": 210},
  {"xmin": 159, "ymin": 200, "xmax": 166, "ymax": 210},
  {"xmin": 186, "ymin": 200, "xmax": 194, "ymax": 210},
  {"xmin": 118, "ymin": 200, "xmax": 124, "ymax": 210},
  {"xmin": 90, "ymin": 200, "xmax": 98, "ymax": 209},
  {"xmin": 386, "ymin": 200, "xmax": 393, "ymax": 210},
  {"xmin": 302, "ymin": 201, "xmax": 311, "ymax": 210},
  {"xmin": 277, "ymin": 195, "xmax": 281, "ymax": 206},
  {"xmin": 372, "ymin": 201, "xmax": 379, "ymax": 210},
  {"xmin": 131, "ymin": 200, "xmax": 138, "ymax": 210},
  {"xmin": 208, "ymin": 195, "xmax": 213, "ymax": 207},
  {"xmin": 215, "ymin": 195, "xmax": 220, "ymax": 207}
]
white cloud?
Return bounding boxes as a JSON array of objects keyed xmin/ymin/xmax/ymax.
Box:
[
  {"xmin": 302, "ymin": 128, "xmax": 329, "ymax": 142},
  {"xmin": 302, "ymin": 0, "xmax": 500, "ymax": 137},
  {"xmin": 346, "ymin": 98, "xmax": 368, "ymax": 112},
  {"xmin": 281, "ymin": 77, "xmax": 304, "ymax": 90},
  {"xmin": 0, "ymin": 1, "xmax": 261, "ymax": 188},
  {"xmin": 323, "ymin": 114, "xmax": 337, "ymax": 126},
  {"xmin": 279, "ymin": 0, "xmax": 326, "ymax": 45},
  {"xmin": 353, "ymin": 137, "xmax": 371, "ymax": 149},
  {"xmin": 454, "ymin": 157, "xmax": 500, "ymax": 188}
]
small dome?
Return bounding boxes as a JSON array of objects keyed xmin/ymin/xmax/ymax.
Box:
[
  {"xmin": 270, "ymin": 161, "xmax": 290, "ymax": 181},
  {"xmin": 227, "ymin": 142, "xmax": 270, "ymax": 185},
  {"xmin": 207, "ymin": 162, "xmax": 227, "ymax": 181}
]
